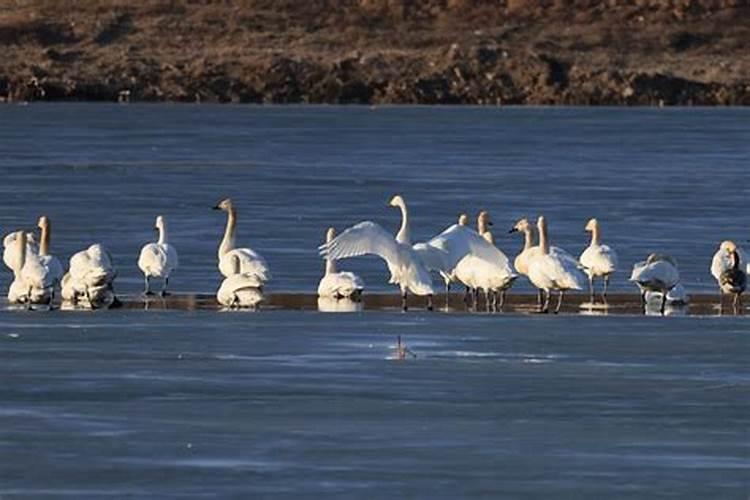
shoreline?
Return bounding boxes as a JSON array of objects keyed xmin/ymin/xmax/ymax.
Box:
[{"xmin": 4, "ymin": 292, "xmax": 743, "ymax": 316}]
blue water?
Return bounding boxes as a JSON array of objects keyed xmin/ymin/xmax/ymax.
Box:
[{"xmin": 0, "ymin": 105, "xmax": 749, "ymax": 498}]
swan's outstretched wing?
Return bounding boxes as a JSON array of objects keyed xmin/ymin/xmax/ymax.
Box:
[{"xmin": 319, "ymin": 221, "xmax": 400, "ymax": 267}]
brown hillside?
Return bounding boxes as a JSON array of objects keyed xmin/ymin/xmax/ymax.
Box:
[{"xmin": 1, "ymin": 0, "xmax": 749, "ymax": 104}]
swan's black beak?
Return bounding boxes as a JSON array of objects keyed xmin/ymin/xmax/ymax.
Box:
[
  {"xmin": 488, "ymin": 221, "xmax": 494, "ymax": 227},
  {"xmin": 212, "ymin": 205, "xmax": 221, "ymax": 210},
  {"xmin": 153, "ymin": 227, "xmax": 158, "ymax": 232},
  {"xmin": 508, "ymin": 227, "xmax": 518, "ymax": 234}
]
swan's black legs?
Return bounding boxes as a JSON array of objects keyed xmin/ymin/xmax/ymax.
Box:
[
  {"xmin": 143, "ymin": 275, "xmax": 153, "ymax": 296},
  {"xmin": 160, "ymin": 277, "xmax": 169, "ymax": 297},
  {"xmin": 603, "ymin": 275, "xmax": 610, "ymax": 302},
  {"xmin": 427, "ymin": 294, "xmax": 433, "ymax": 311},
  {"xmin": 660, "ymin": 293, "xmax": 667, "ymax": 315},
  {"xmin": 540, "ymin": 290, "xmax": 550, "ymax": 313},
  {"xmin": 402, "ymin": 291, "xmax": 408, "ymax": 311},
  {"xmin": 555, "ymin": 290, "xmax": 564, "ymax": 314},
  {"xmin": 588, "ymin": 275, "xmax": 595, "ymax": 304}
]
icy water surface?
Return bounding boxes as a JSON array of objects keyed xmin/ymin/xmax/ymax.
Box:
[
  {"xmin": 1, "ymin": 310, "xmax": 748, "ymax": 498},
  {"xmin": 0, "ymin": 105, "xmax": 749, "ymax": 497}
]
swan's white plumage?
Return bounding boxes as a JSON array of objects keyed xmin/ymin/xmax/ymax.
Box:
[
  {"xmin": 217, "ymin": 273, "xmax": 264, "ymax": 307},
  {"xmin": 139, "ymin": 243, "xmax": 178, "ymax": 278},
  {"xmin": 219, "ymin": 249, "xmax": 269, "ymax": 281},
  {"xmin": 452, "ymin": 231, "xmax": 517, "ymax": 295},
  {"xmin": 318, "ymin": 271, "xmax": 364, "ymax": 299},
  {"xmin": 527, "ymin": 249, "xmax": 586, "ymax": 292},
  {"xmin": 138, "ymin": 216, "xmax": 178, "ymax": 285},
  {"xmin": 580, "ymin": 244, "xmax": 617, "ymax": 276},
  {"xmin": 526, "ymin": 217, "xmax": 587, "ymax": 299},
  {"xmin": 61, "ymin": 244, "xmax": 117, "ymax": 307}
]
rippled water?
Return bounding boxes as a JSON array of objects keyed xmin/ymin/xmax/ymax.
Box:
[{"xmin": 0, "ymin": 105, "xmax": 748, "ymax": 497}]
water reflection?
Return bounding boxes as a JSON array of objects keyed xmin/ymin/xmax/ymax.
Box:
[{"xmin": 317, "ymin": 297, "xmax": 363, "ymax": 313}]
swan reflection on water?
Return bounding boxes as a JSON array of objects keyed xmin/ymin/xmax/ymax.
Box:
[{"xmin": 317, "ymin": 296, "xmax": 363, "ymax": 313}]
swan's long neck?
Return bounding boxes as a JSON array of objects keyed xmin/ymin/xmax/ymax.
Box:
[
  {"xmin": 538, "ymin": 221, "xmax": 549, "ymax": 255},
  {"xmin": 478, "ymin": 219, "xmax": 488, "ymax": 236},
  {"xmin": 219, "ymin": 208, "xmax": 237, "ymax": 258},
  {"xmin": 158, "ymin": 222, "xmax": 168, "ymax": 245},
  {"xmin": 40, "ymin": 223, "xmax": 50, "ymax": 256},
  {"xmin": 325, "ymin": 231, "xmax": 337, "ymax": 275},
  {"xmin": 590, "ymin": 223, "xmax": 601, "ymax": 246},
  {"xmin": 523, "ymin": 227, "xmax": 535, "ymax": 252},
  {"xmin": 16, "ymin": 232, "xmax": 27, "ymax": 275},
  {"xmin": 395, "ymin": 202, "xmax": 410, "ymax": 244}
]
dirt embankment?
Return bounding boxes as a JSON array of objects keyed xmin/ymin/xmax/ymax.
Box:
[{"xmin": 1, "ymin": 0, "xmax": 749, "ymax": 105}]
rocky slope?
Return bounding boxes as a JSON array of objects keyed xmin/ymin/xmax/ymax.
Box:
[{"xmin": 1, "ymin": 0, "xmax": 749, "ymax": 104}]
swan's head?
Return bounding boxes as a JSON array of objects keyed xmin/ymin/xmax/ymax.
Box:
[
  {"xmin": 584, "ymin": 218, "xmax": 599, "ymax": 233},
  {"xmin": 720, "ymin": 240, "xmax": 737, "ymax": 253},
  {"xmin": 388, "ymin": 195, "xmax": 405, "ymax": 209},
  {"xmin": 154, "ymin": 215, "xmax": 166, "ymax": 232},
  {"xmin": 477, "ymin": 210, "xmax": 493, "ymax": 228},
  {"xmin": 37, "ymin": 215, "xmax": 49, "ymax": 230},
  {"xmin": 213, "ymin": 198, "xmax": 234, "ymax": 212},
  {"xmin": 509, "ymin": 218, "xmax": 530, "ymax": 234},
  {"xmin": 458, "ymin": 214, "xmax": 469, "ymax": 226},
  {"xmin": 326, "ymin": 227, "xmax": 336, "ymax": 243}
]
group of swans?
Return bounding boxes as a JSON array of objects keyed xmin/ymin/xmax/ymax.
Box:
[
  {"xmin": 3, "ymin": 195, "xmax": 747, "ymax": 314},
  {"xmin": 320, "ymin": 195, "xmax": 518, "ymax": 311},
  {"xmin": 320, "ymin": 195, "xmax": 747, "ymax": 314}
]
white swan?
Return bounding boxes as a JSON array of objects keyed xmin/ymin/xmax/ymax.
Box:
[
  {"xmin": 138, "ymin": 215, "xmax": 179, "ymax": 296},
  {"xmin": 213, "ymin": 198, "xmax": 270, "ymax": 283},
  {"xmin": 7, "ymin": 231, "xmax": 32, "ymax": 304},
  {"xmin": 317, "ymin": 227, "xmax": 365, "ymax": 300},
  {"xmin": 711, "ymin": 240, "xmax": 747, "ymax": 289},
  {"xmin": 509, "ymin": 218, "xmax": 536, "ymax": 276},
  {"xmin": 629, "ymin": 253, "xmax": 680, "ymax": 313},
  {"xmin": 526, "ymin": 216, "xmax": 586, "ymax": 313},
  {"xmin": 217, "ymin": 254, "xmax": 264, "ymax": 308},
  {"xmin": 319, "ymin": 195, "xmax": 436, "ymax": 310},
  {"xmin": 510, "ymin": 217, "xmax": 579, "ymax": 309},
  {"xmin": 61, "ymin": 243, "xmax": 118, "ymax": 309},
  {"xmin": 20, "ymin": 217, "xmax": 64, "ymax": 306},
  {"xmin": 579, "ymin": 218, "xmax": 618, "ymax": 303},
  {"xmin": 710, "ymin": 240, "xmax": 746, "ymax": 307},
  {"xmin": 453, "ymin": 211, "xmax": 517, "ymax": 309}
]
